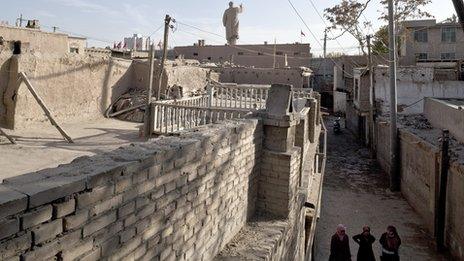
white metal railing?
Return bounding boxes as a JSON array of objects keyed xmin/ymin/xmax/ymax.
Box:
[
  {"xmin": 208, "ymin": 84, "xmax": 270, "ymax": 110},
  {"xmin": 151, "ymin": 102, "xmax": 253, "ymax": 134},
  {"xmin": 292, "ymin": 88, "xmax": 313, "ymax": 99},
  {"xmin": 157, "ymin": 95, "xmax": 209, "ymax": 107}
]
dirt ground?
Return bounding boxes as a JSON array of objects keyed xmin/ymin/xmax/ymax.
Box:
[
  {"xmin": 0, "ymin": 119, "xmax": 142, "ymax": 181},
  {"xmin": 314, "ymin": 117, "xmax": 448, "ymax": 261}
]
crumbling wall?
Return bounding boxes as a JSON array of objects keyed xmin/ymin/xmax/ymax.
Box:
[
  {"xmin": 447, "ymin": 162, "xmax": 464, "ymax": 259},
  {"xmin": 0, "ymin": 51, "xmax": 12, "ymax": 124},
  {"xmin": 0, "ymin": 119, "xmax": 262, "ymax": 260},
  {"xmin": 2, "ymin": 54, "xmax": 133, "ymax": 129},
  {"xmin": 424, "ymin": 98, "xmax": 464, "ymax": 144},
  {"xmin": 133, "ymin": 60, "xmax": 218, "ymax": 98}
]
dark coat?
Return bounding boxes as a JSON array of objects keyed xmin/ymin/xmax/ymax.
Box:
[
  {"xmin": 329, "ymin": 234, "xmax": 352, "ymax": 261},
  {"xmin": 379, "ymin": 233, "xmax": 401, "ymax": 261},
  {"xmin": 353, "ymin": 234, "xmax": 376, "ymax": 261}
]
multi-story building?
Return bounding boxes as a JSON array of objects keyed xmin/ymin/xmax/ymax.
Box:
[
  {"xmin": 400, "ymin": 19, "xmax": 464, "ymax": 65},
  {"xmin": 123, "ymin": 34, "xmax": 150, "ymax": 51}
]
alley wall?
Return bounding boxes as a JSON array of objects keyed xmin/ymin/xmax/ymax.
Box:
[{"xmin": 375, "ymin": 122, "xmax": 464, "ymax": 260}]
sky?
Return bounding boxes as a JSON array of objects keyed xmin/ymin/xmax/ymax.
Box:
[{"xmin": 0, "ymin": 0, "xmax": 457, "ymax": 56}]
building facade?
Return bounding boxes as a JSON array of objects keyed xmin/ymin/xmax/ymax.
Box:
[
  {"xmin": 174, "ymin": 41, "xmax": 312, "ymax": 68},
  {"xmin": 123, "ymin": 34, "xmax": 150, "ymax": 51},
  {"xmin": 400, "ymin": 19, "xmax": 464, "ymax": 65}
]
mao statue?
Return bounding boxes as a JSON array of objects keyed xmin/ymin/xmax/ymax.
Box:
[{"xmin": 222, "ymin": 2, "xmax": 243, "ymax": 45}]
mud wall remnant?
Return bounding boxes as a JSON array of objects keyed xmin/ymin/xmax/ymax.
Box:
[{"xmin": 1, "ymin": 54, "xmax": 133, "ymax": 129}]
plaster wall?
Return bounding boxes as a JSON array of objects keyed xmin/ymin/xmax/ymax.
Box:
[
  {"xmin": 424, "ymin": 98, "xmax": 464, "ymax": 143},
  {"xmin": 333, "ymin": 91, "xmax": 347, "ymax": 113},
  {"xmin": 374, "ymin": 66, "xmax": 464, "ymax": 115},
  {"xmin": 0, "ymin": 25, "xmax": 69, "ymax": 55}
]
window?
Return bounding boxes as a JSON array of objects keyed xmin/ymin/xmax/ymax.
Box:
[
  {"xmin": 414, "ymin": 28, "xmax": 428, "ymax": 42},
  {"xmin": 276, "ymin": 51, "xmax": 283, "ymax": 55},
  {"xmin": 442, "ymin": 27, "xmax": 456, "ymax": 43},
  {"xmin": 257, "ymin": 52, "xmax": 264, "ymax": 56},
  {"xmin": 193, "ymin": 52, "xmax": 198, "ymax": 56},
  {"xmin": 441, "ymin": 52, "xmax": 456, "ymax": 60},
  {"xmin": 237, "ymin": 52, "xmax": 244, "ymax": 55},
  {"xmin": 294, "ymin": 52, "xmax": 300, "ymax": 56},
  {"xmin": 70, "ymin": 47, "xmax": 79, "ymax": 54},
  {"xmin": 415, "ymin": 53, "xmax": 428, "ymax": 60}
]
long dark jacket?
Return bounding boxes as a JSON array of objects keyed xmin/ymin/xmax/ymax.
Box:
[
  {"xmin": 353, "ymin": 234, "xmax": 376, "ymax": 261},
  {"xmin": 329, "ymin": 234, "xmax": 352, "ymax": 261}
]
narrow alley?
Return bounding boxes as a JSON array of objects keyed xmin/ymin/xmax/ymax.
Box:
[{"xmin": 314, "ymin": 118, "xmax": 448, "ymax": 261}]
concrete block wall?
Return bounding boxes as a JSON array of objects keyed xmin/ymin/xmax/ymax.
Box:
[{"xmin": 0, "ymin": 119, "xmax": 262, "ymax": 260}]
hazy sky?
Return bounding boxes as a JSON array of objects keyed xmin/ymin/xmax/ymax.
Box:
[{"xmin": 0, "ymin": 0, "xmax": 457, "ymax": 55}]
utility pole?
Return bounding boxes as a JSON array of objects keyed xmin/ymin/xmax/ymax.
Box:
[
  {"xmin": 367, "ymin": 34, "xmax": 375, "ymax": 153},
  {"xmin": 388, "ymin": 0, "xmax": 399, "ymax": 191},
  {"xmin": 52, "ymin": 26, "xmax": 58, "ymax": 33},
  {"xmin": 143, "ymin": 43, "xmax": 155, "ymax": 138},
  {"xmin": 436, "ymin": 129, "xmax": 450, "ymax": 252},
  {"xmin": 323, "ymin": 28, "xmax": 328, "ymax": 59},
  {"xmin": 157, "ymin": 14, "xmax": 172, "ymax": 100}
]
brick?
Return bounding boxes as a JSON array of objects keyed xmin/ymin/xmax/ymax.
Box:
[
  {"xmin": 115, "ymin": 178, "xmax": 131, "ymax": 194},
  {"xmin": 132, "ymin": 170, "xmax": 148, "ymax": 184},
  {"xmin": 21, "ymin": 239, "xmax": 60, "ymax": 261},
  {"xmin": 79, "ymin": 247, "xmax": 101, "ymax": 261},
  {"xmin": 123, "ymin": 214, "xmax": 136, "ymax": 228},
  {"xmin": 118, "ymin": 202, "xmax": 135, "ymax": 218},
  {"xmin": 0, "ymin": 232, "xmax": 31, "ymax": 259},
  {"xmin": 0, "ymin": 218, "xmax": 19, "ymax": 241},
  {"xmin": 100, "ymin": 236, "xmax": 119, "ymax": 257},
  {"xmin": 160, "ymin": 246, "xmax": 172, "ymax": 260},
  {"xmin": 107, "ymin": 235, "xmax": 141, "ymax": 261},
  {"xmin": 0, "ymin": 185, "xmax": 27, "ymax": 220},
  {"xmin": 120, "ymin": 227, "xmax": 136, "ymax": 243},
  {"xmin": 32, "ymin": 219, "xmax": 63, "ymax": 245},
  {"xmin": 148, "ymin": 165, "xmax": 161, "ymax": 179},
  {"xmin": 78, "ymin": 247, "xmax": 101, "ymax": 261},
  {"xmin": 21, "ymin": 205, "xmax": 52, "ymax": 230},
  {"xmin": 53, "ymin": 198, "xmax": 76, "ymax": 218},
  {"xmin": 89, "ymin": 194, "xmax": 122, "ymax": 217},
  {"xmin": 93, "ymin": 221, "xmax": 123, "ymax": 245},
  {"xmin": 76, "ymin": 185, "xmax": 114, "ymax": 209},
  {"xmin": 155, "ymin": 170, "xmax": 181, "ymax": 187},
  {"xmin": 61, "ymin": 239, "xmax": 93, "ymax": 261},
  {"xmin": 63, "ymin": 209, "xmax": 88, "ymax": 231},
  {"xmin": 82, "ymin": 211, "xmax": 116, "ymax": 237},
  {"xmin": 135, "ymin": 197, "xmax": 150, "ymax": 209}
]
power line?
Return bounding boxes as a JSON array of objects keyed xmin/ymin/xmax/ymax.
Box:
[{"xmin": 286, "ymin": 0, "xmax": 355, "ymax": 77}]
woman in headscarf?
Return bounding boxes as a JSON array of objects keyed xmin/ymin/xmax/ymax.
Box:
[
  {"xmin": 329, "ymin": 224, "xmax": 352, "ymax": 261},
  {"xmin": 379, "ymin": 226, "xmax": 401, "ymax": 261},
  {"xmin": 352, "ymin": 225, "xmax": 376, "ymax": 261}
]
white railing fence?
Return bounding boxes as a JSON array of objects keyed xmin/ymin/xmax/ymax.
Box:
[
  {"xmin": 208, "ymin": 84, "xmax": 270, "ymax": 110},
  {"xmin": 152, "ymin": 103, "xmax": 252, "ymax": 134}
]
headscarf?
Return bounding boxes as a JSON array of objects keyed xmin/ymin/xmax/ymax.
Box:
[
  {"xmin": 336, "ymin": 224, "xmax": 346, "ymax": 240},
  {"xmin": 386, "ymin": 225, "xmax": 400, "ymax": 250}
]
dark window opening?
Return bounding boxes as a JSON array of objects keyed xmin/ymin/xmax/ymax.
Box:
[
  {"xmin": 258, "ymin": 52, "xmax": 264, "ymax": 55},
  {"xmin": 238, "ymin": 52, "xmax": 244, "ymax": 55},
  {"xmin": 207, "ymin": 57, "xmax": 212, "ymax": 60},
  {"xmin": 193, "ymin": 52, "xmax": 199, "ymax": 56},
  {"xmin": 13, "ymin": 41, "xmax": 21, "ymax": 54},
  {"xmin": 276, "ymin": 51, "xmax": 283, "ymax": 55},
  {"xmin": 294, "ymin": 52, "xmax": 300, "ymax": 56}
]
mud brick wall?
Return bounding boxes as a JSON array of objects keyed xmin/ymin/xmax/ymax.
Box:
[{"xmin": 0, "ymin": 119, "xmax": 262, "ymax": 260}]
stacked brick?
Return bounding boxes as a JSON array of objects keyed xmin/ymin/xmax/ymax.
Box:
[{"xmin": 0, "ymin": 119, "xmax": 262, "ymax": 261}]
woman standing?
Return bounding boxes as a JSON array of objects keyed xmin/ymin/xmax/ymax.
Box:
[
  {"xmin": 352, "ymin": 226, "xmax": 376, "ymax": 261},
  {"xmin": 329, "ymin": 224, "xmax": 352, "ymax": 261},
  {"xmin": 379, "ymin": 226, "xmax": 401, "ymax": 261}
]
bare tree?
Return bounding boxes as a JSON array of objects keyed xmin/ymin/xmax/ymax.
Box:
[
  {"xmin": 379, "ymin": 0, "xmax": 432, "ymax": 22},
  {"xmin": 324, "ymin": 0, "xmax": 372, "ymax": 55}
]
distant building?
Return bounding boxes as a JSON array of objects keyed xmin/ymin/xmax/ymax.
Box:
[
  {"xmin": 400, "ymin": 19, "xmax": 464, "ymax": 65},
  {"xmin": 0, "ymin": 24, "xmax": 87, "ymax": 55},
  {"xmin": 123, "ymin": 34, "xmax": 150, "ymax": 51},
  {"xmin": 173, "ymin": 40, "xmax": 312, "ymax": 68}
]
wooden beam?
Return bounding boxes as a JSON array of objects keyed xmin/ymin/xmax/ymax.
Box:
[
  {"xmin": 19, "ymin": 72, "xmax": 74, "ymax": 143},
  {"xmin": 0, "ymin": 128, "xmax": 16, "ymax": 144}
]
